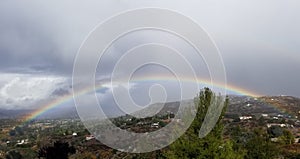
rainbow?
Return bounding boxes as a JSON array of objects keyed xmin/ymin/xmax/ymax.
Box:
[{"xmin": 22, "ymin": 76, "xmax": 262, "ymax": 123}]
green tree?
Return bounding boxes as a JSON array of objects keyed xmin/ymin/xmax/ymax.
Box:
[
  {"xmin": 258, "ymin": 116, "xmax": 265, "ymax": 126},
  {"xmin": 14, "ymin": 126, "xmax": 24, "ymax": 136},
  {"xmin": 267, "ymin": 126, "xmax": 283, "ymax": 137},
  {"xmin": 245, "ymin": 128, "xmax": 279, "ymax": 159},
  {"xmin": 8, "ymin": 130, "xmax": 16, "ymax": 136},
  {"xmin": 164, "ymin": 88, "xmax": 244, "ymax": 159},
  {"xmin": 280, "ymin": 129, "xmax": 294, "ymax": 145},
  {"xmin": 5, "ymin": 150, "xmax": 23, "ymax": 159},
  {"xmin": 38, "ymin": 141, "xmax": 76, "ymax": 159}
]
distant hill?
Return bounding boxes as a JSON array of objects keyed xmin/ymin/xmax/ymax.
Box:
[
  {"xmin": 131, "ymin": 99, "xmax": 193, "ymax": 118},
  {"xmin": 0, "ymin": 109, "xmax": 31, "ymax": 119},
  {"xmin": 1, "ymin": 95, "xmax": 299, "ymax": 119},
  {"xmin": 34, "ymin": 105, "xmax": 79, "ymax": 119},
  {"xmin": 226, "ymin": 96, "xmax": 283, "ymax": 117},
  {"xmin": 134, "ymin": 95, "xmax": 300, "ymax": 118},
  {"xmin": 0, "ymin": 105, "xmax": 79, "ymax": 120},
  {"xmin": 259, "ymin": 96, "xmax": 300, "ymax": 117}
]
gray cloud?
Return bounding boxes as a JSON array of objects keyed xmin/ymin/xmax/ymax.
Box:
[
  {"xmin": 0, "ymin": 0, "xmax": 299, "ymax": 110},
  {"xmin": 51, "ymin": 88, "xmax": 70, "ymax": 97}
]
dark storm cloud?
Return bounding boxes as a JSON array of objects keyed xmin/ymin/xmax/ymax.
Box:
[
  {"xmin": 0, "ymin": 0, "xmax": 129, "ymax": 76},
  {"xmin": 0, "ymin": 0, "xmax": 299, "ymax": 104},
  {"xmin": 51, "ymin": 88, "xmax": 70, "ymax": 97},
  {"xmin": 0, "ymin": 3, "xmax": 64, "ymax": 74}
]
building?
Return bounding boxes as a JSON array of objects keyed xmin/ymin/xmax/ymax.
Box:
[
  {"xmin": 262, "ymin": 114, "xmax": 268, "ymax": 117},
  {"xmin": 239, "ymin": 116, "xmax": 252, "ymax": 120},
  {"xmin": 85, "ymin": 135, "xmax": 95, "ymax": 141},
  {"xmin": 267, "ymin": 123, "xmax": 286, "ymax": 128},
  {"xmin": 151, "ymin": 122, "xmax": 159, "ymax": 128}
]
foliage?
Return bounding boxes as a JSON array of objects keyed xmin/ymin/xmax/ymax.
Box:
[
  {"xmin": 38, "ymin": 141, "xmax": 76, "ymax": 159},
  {"xmin": 5, "ymin": 150, "xmax": 22, "ymax": 159},
  {"xmin": 163, "ymin": 88, "xmax": 244, "ymax": 159},
  {"xmin": 8, "ymin": 130, "xmax": 16, "ymax": 137},
  {"xmin": 280, "ymin": 129, "xmax": 294, "ymax": 145},
  {"xmin": 69, "ymin": 152, "xmax": 96, "ymax": 159},
  {"xmin": 244, "ymin": 128, "xmax": 279, "ymax": 159},
  {"xmin": 267, "ymin": 126, "xmax": 283, "ymax": 137}
]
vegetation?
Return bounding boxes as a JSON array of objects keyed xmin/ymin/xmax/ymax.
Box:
[
  {"xmin": 38, "ymin": 141, "xmax": 76, "ymax": 159},
  {"xmin": 0, "ymin": 88, "xmax": 299, "ymax": 158},
  {"xmin": 164, "ymin": 87, "xmax": 245, "ymax": 159}
]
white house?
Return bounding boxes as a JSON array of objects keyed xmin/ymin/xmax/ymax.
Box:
[
  {"xmin": 85, "ymin": 135, "xmax": 95, "ymax": 141},
  {"xmin": 262, "ymin": 114, "xmax": 268, "ymax": 117},
  {"xmin": 267, "ymin": 123, "xmax": 286, "ymax": 128},
  {"xmin": 239, "ymin": 116, "xmax": 252, "ymax": 120},
  {"xmin": 152, "ymin": 122, "xmax": 159, "ymax": 128}
]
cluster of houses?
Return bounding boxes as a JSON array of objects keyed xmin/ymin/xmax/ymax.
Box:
[
  {"xmin": 3, "ymin": 138, "xmax": 30, "ymax": 146},
  {"xmin": 234, "ymin": 112, "xmax": 300, "ymax": 144},
  {"xmin": 239, "ymin": 116, "xmax": 252, "ymax": 120}
]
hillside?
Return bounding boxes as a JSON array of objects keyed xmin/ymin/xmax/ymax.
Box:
[
  {"xmin": 259, "ymin": 96, "xmax": 300, "ymax": 117},
  {"xmin": 1, "ymin": 95, "xmax": 299, "ymax": 119}
]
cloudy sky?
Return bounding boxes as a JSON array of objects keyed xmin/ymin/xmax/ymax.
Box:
[{"xmin": 0, "ymin": 0, "xmax": 299, "ymax": 112}]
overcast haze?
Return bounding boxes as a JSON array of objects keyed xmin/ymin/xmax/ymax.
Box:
[{"xmin": 0, "ymin": 0, "xmax": 299, "ymax": 111}]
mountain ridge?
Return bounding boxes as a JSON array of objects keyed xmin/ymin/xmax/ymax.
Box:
[{"xmin": 1, "ymin": 95, "xmax": 299, "ymax": 119}]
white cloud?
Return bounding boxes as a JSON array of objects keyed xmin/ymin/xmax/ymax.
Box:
[{"xmin": 0, "ymin": 73, "xmax": 67, "ymax": 109}]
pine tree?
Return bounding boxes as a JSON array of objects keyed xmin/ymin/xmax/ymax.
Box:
[{"xmin": 164, "ymin": 88, "xmax": 244, "ymax": 159}]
